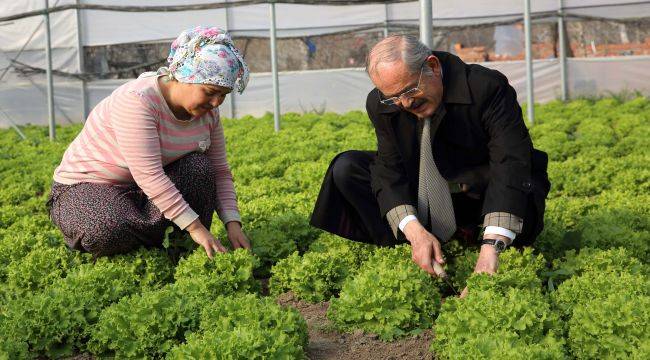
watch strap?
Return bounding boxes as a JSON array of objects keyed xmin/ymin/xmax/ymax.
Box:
[{"xmin": 481, "ymin": 239, "xmax": 507, "ymax": 253}]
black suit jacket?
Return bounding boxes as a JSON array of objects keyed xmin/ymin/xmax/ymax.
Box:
[{"xmin": 367, "ymin": 51, "xmax": 550, "ymax": 221}]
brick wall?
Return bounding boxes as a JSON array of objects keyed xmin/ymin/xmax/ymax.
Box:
[{"xmin": 453, "ymin": 38, "xmax": 650, "ymax": 63}]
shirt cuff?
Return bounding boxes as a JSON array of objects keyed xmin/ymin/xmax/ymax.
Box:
[
  {"xmin": 484, "ymin": 226, "xmax": 517, "ymax": 242},
  {"xmin": 218, "ymin": 209, "xmax": 242, "ymax": 225},
  {"xmin": 398, "ymin": 215, "xmax": 418, "ymax": 232},
  {"xmin": 483, "ymin": 212, "xmax": 523, "ymax": 233},
  {"xmin": 386, "ymin": 204, "xmax": 417, "ymax": 239},
  {"xmin": 173, "ymin": 207, "xmax": 200, "ymax": 230}
]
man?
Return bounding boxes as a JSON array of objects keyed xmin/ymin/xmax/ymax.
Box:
[{"xmin": 310, "ymin": 35, "xmax": 550, "ymax": 290}]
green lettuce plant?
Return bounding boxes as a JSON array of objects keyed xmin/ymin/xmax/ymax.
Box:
[
  {"xmin": 432, "ymin": 274, "xmax": 562, "ymax": 359},
  {"xmin": 545, "ymin": 247, "xmax": 648, "ymax": 290},
  {"xmin": 551, "ymin": 270, "xmax": 649, "ymax": 320},
  {"xmin": 0, "ymin": 249, "xmax": 174, "ymax": 358},
  {"xmin": 4, "ymin": 246, "xmax": 87, "ymax": 295},
  {"xmin": 550, "ymin": 269, "xmax": 649, "ymax": 358},
  {"xmin": 567, "ymin": 293, "xmax": 650, "ymax": 359},
  {"xmin": 167, "ymin": 294, "xmax": 308, "ymax": 359},
  {"xmin": 246, "ymin": 227, "xmax": 297, "ymax": 277},
  {"xmin": 174, "ymin": 248, "xmax": 260, "ymax": 298},
  {"xmin": 327, "ymin": 245, "xmax": 442, "ymax": 340},
  {"xmin": 88, "ymin": 286, "xmax": 203, "ymax": 359},
  {"xmin": 270, "ymin": 234, "xmax": 374, "ymax": 302}
]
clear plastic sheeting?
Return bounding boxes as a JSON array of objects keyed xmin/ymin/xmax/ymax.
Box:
[
  {"xmin": 489, "ymin": 59, "xmax": 562, "ymax": 104},
  {"xmin": 0, "ymin": 76, "xmax": 85, "ymax": 127},
  {"xmin": 2, "ymin": 0, "xmax": 650, "ymax": 129},
  {"xmin": 1, "ymin": 48, "xmax": 80, "ymax": 76},
  {"xmin": 564, "ymin": 0, "xmax": 650, "ymax": 19},
  {"xmin": 0, "ymin": 1, "xmax": 77, "ymax": 51},
  {"xmin": 4, "ymin": 1, "xmax": 650, "ymax": 48},
  {"xmin": 567, "ymin": 56, "xmax": 650, "ymax": 96},
  {"xmin": 3, "ymin": 56, "xmax": 650, "ymax": 127},
  {"xmin": 81, "ymin": 4, "xmax": 227, "ymax": 46}
]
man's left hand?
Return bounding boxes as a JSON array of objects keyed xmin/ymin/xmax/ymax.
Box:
[{"xmin": 459, "ymin": 234, "xmax": 509, "ymax": 298}]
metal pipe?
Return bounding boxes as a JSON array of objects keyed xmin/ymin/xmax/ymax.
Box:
[
  {"xmin": 0, "ymin": 108, "xmax": 27, "ymax": 140},
  {"xmin": 558, "ymin": 0, "xmax": 568, "ymax": 101},
  {"xmin": 75, "ymin": 0, "xmax": 88, "ymax": 121},
  {"xmin": 419, "ymin": 0, "xmax": 433, "ymax": 48},
  {"xmin": 383, "ymin": 3, "xmax": 389, "ymax": 38},
  {"xmin": 524, "ymin": 0, "xmax": 535, "ymax": 125},
  {"xmin": 269, "ymin": 1, "xmax": 280, "ymax": 132},
  {"xmin": 45, "ymin": 0, "xmax": 56, "ymax": 140},
  {"xmin": 225, "ymin": 0, "xmax": 236, "ymax": 119}
]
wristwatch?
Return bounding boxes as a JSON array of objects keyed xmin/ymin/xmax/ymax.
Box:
[{"xmin": 481, "ymin": 238, "xmax": 507, "ymax": 253}]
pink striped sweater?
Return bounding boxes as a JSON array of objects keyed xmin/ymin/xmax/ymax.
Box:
[{"xmin": 53, "ymin": 75, "xmax": 240, "ymax": 229}]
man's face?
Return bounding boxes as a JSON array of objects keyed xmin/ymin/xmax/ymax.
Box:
[{"xmin": 371, "ymin": 56, "xmax": 443, "ymax": 119}]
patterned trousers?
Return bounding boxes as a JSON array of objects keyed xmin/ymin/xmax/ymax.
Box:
[{"xmin": 47, "ymin": 153, "xmax": 217, "ymax": 257}]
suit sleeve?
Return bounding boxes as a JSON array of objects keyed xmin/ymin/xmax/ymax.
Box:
[
  {"xmin": 481, "ymin": 76, "xmax": 534, "ymax": 219},
  {"xmin": 367, "ymin": 91, "xmax": 416, "ymax": 219}
]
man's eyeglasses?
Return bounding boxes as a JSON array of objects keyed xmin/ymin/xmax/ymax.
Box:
[{"xmin": 379, "ymin": 64, "xmax": 426, "ymax": 106}]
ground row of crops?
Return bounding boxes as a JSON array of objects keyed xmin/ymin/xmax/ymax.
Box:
[{"xmin": 0, "ymin": 97, "xmax": 648, "ymax": 359}]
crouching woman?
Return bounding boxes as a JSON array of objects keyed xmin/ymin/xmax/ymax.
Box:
[{"xmin": 47, "ymin": 26, "xmax": 249, "ymax": 258}]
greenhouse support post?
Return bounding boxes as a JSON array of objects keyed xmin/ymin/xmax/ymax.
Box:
[
  {"xmin": 558, "ymin": 0, "xmax": 568, "ymax": 101},
  {"xmin": 270, "ymin": 1, "xmax": 280, "ymax": 132},
  {"xmin": 419, "ymin": 0, "xmax": 433, "ymax": 48},
  {"xmin": 45, "ymin": 0, "xmax": 56, "ymax": 140},
  {"xmin": 75, "ymin": 0, "xmax": 88, "ymax": 121},
  {"xmin": 225, "ymin": 0, "xmax": 236, "ymax": 118},
  {"xmin": 383, "ymin": 3, "xmax": 389, "ymax": 38},
  {"xmin": 524, "ymin": 0, "xmax": 535, "ymax": 124}
]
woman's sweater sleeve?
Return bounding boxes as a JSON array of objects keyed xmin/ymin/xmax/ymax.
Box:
[
  {"xmin": 207, "ymin": 112, "xmax": 241, "ymax": 225},
  {"xmin": 111, "ymin": 92, "xmax": 199, "ymax": 229}
]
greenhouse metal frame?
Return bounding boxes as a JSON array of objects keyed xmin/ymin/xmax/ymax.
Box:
[{"xmin": 2, "ymin": 0, "xmax": 650, "ymax": 138}]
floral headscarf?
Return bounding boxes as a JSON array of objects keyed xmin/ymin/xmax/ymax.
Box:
[{"xmin": 160, "ymin": 26, "xmax": 249, "ymax": 94}]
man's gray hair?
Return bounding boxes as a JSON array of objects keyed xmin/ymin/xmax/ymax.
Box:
[{"xmin": 366, "ymin": 35, "xmax": 431, "ymax": 76}]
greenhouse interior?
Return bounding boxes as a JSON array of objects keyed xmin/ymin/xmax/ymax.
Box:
[{"xmin": 0, "ymin": 1, "xmax": 648, "ymax": 359}]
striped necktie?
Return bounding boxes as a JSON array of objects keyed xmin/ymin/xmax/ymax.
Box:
[{"xmin": 417, "ymin": 107, "xmax": 457, "ymax": 242}]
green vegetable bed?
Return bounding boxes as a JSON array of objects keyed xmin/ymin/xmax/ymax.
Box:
[{"xmin": 0, "ymin": 98, "xmax": 648, "ymax": 359}]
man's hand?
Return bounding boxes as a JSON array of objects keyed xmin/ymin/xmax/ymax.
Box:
[
  {"xmin": 459, "ymin": 235, "xmax": 507, "ymax": 298},
  {"xmin": 187, "ymin": 218, "xmax": 227, "ymax": 259},
  {"xmin": 473, "ymin": 243, "xmax": 499, "ymax": 274},
  {"xmin": 403, "ymin": 220, "xmax": 445, "ymax": 276},
  {"xmin": 226, "ymin": 221, "xmax": 251, "ymax": 250}
]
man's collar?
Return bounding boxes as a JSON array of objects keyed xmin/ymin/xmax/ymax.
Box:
[
  {"xmin": 377, "ymin": 51, "xmax": 472, "ymax": 114},
  {"xmin": 436, "ymin": 51, "xmax": 472, "ymax": 105}
]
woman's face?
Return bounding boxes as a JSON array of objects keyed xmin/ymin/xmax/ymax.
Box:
[{"xmin": 179, "ymin": 83, "xmax": 232, "ymax": 118}]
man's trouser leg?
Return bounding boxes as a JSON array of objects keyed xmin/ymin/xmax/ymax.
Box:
[{"xmin": 329, "ymin": 150, "xmax": 400, "ymax": 246}]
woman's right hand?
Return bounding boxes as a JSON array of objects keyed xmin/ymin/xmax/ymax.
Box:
[{"xmin": 186, "ymin": 218, "xmax": 227, "ymax": 259}]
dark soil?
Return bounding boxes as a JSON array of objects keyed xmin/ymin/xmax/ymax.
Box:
[{"xmin": 276, "ymin": 292, "xmax": 435, "ymax": 360}]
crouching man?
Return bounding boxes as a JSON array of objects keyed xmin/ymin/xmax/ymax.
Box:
[{"xmin": 310, "ymin": 35, "xmax": 550, "ymax": 294}]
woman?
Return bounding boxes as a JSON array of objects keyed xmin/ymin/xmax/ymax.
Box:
[{"xmin": 47, "ymin": 26, "xmax": 250, "ymax": 259}]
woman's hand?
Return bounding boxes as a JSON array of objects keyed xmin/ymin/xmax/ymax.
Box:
[
  {"xmin": 226, "ymin": 221, "xmax": 251, "ymax": 250},
  {"xmin": 186, "ymin": 218, "xmax": 227, "ymax": 259}
]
